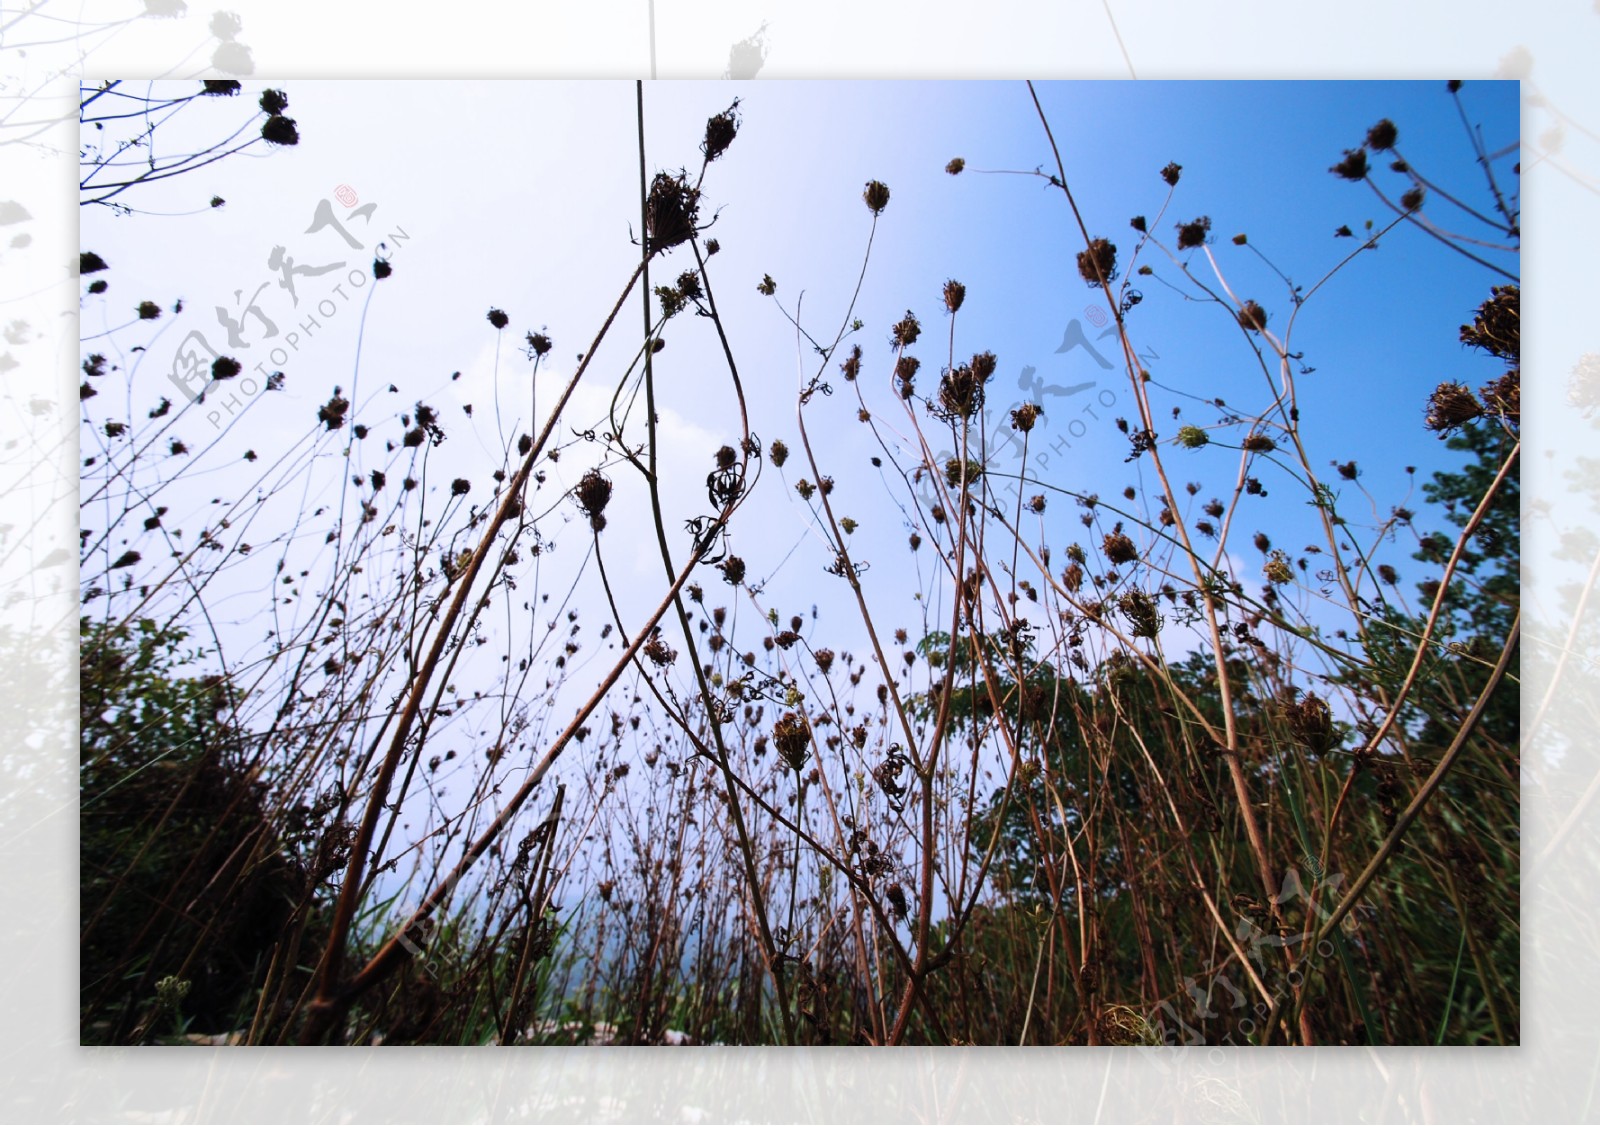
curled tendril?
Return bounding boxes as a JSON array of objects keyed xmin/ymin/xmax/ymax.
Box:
[
  {"xmin": 825, "ymin": 552, "xmax": 868, "ymax": 579},
  {"xmin": 685, "ymin": 516, "xmax": 728, "ymax": 563},
  {"xmin": 873, "ymin": 746, "xmax": 913, "ymax": 812},
  {"xmin": 707, "ymin": 464, "xmax": 744, "ymax": 508}
]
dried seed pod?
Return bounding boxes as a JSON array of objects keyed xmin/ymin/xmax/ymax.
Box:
[
  {"xmin": 1103, "ymin": 530, "xmax": 1138, "ymax": 566},
  {"xmin": 1076, "ymin": 237, "xmax": 1118, "ymax": 287},
  {"xmin": 701, "ymin": 100, "xmax": 740, "ymax": 162},
  {"xmin": 773, "ymin": 711, "xmax": 811, "ymax": 773},
  {"xmin": 645, "ymin": 170, "xmax": 701, "ymax": 254},
  {"xmin": 1424, "ymin": 382, "xmax": 1483, "ymax": 436},
  {"xmin": 574, "ymin": 468, "xmax": 613, "ymax": 531},
  {"xmin": 863, "ymin": 180, "xmax": 891, "ymax": 215}
]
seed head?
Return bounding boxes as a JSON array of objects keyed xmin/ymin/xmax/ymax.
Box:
[
  {"xmin": 891, "ymin": 311, "xmax": 921, "ymax": 349},
  {"xmin": 1461, "ymin": 285, "xmax": 1519, "ymax": 362},
  {"xmin": 943, "ymin": 279, "xmax": 966, "ymax": 314},
  {"xmin": 1365, "ymin": 119, "xmax": 1399, "ymax": 151},
  {"xmin": 945, "ymin": 158, "xmax": 966, "ymax": 175},
  {"xmin": 1103, "ymin": 530, "xmax": 1138, "ymax": 566},
  {"xmin": 646, "ymin": 170, "xmax": 701, "ymax": 254},
  {"xmin": 840, "ymin": 344, "xmax": 862, "ymax": 382},
  {"xmin": 1011, "ymin": 402, "xmax": 1041, "ymax": 433},
  {"xmin": 1480, "ymin": 370, "xmax": 1520, "ymax": 425},
  {"xmin": 1237, "ymin": 300, "xmax": 1268, "ymax": 332},
  {"xmin": 1330, "ymin": 149, "xmax": 1369, "ymax": 181},
  {"xmin": 701, "ymin": 99, "xmax": 740, "ymax": 162},
  {"xmin": 574, "ymin": 468, "xmax": 613, "ymax": 531},
  {"xmin": 1423, "ymin": 382, "xmax": 1483, "ymax": 436},
  {"xmin": 863, "ymin": 180, "xmax": 891, "ymax": 215},
  {"xmin": 1175, "ymin": 216, "xmax": 1212, "ymax": 250},
  {"xmin": 773, "ymin": 711, "xmax": 811, "ymax": 773},
  {"xmin": 1076, "ymin": 237, "xmax": 1118, "ymax": 287},
  {"xmin": 1284, "ymin": 691, "xmax": 1337, "ymax": 754},
  {"xmin": 261, "ymin": 115, "xmax": 299, "ymax": 146}
]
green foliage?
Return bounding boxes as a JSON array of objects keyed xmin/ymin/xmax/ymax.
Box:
[{"xmin": 80, "ymin": 618, "xmax": 316, "ymax": 1043}]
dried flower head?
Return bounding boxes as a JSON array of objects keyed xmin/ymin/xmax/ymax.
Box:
[
  {"xmin": 935, "ymin": 363, "xmax": 984, "ymax": 420},
  {"xmin": 945, "ymin": 157, "xmax": 966, "ymax": 175},
  {"xmin": 1118, "ymin": 589, "xmax": 1163, "ymax": 639},
  {"xmin": 1460, "ymin": 285, "xmax": 1519, "ymax": 362},
  {"xmin": 1076, "ymin": 237, "xmax": 1118, "ymax": 287},
  {"xmin": 773, "ymin": 711, "xmax": 811, "ymax": 773},
  {"xmin": 1330, "ymin": 148, "xmax": 1369, "ymax": 181},
  {"xmin": 487, "ymin": 307, "xmax": 509, "ymax": 329},
  {"xmin": 574, "ymin": 468, "xmax": 613, "ymax": 531},
  {"xmin": 891, "ymin": 311, "xmax": 921, "ymax": 349},
  {"xmin": 1366, "ymin": 118, "xmax": 1399, "ymax": 150},
  {"xmin": 840, "ymin": 343, "xmax": 862, "ymax": 382},
  {"xmin": 895, "ymin": 354, "xmax": 920, "ymax": 399},
  {"xmin": 1284, "ymin": 691, "xmax": 1337, "ymax": 754},
  {"xmin": 943, "ymin": 278, "xmax": 966, "ymax": 314},
  {"xmin": 1011, "ymin": 402, "xmax": 1041, "ymax": 433},
  {"xmin": 1175, "ymin": 216, "xmax": 1212, "ymax": 251},
  {"xmin": 770, "ymin": 439, "xmax": 789, "ymax": 467},
  {"xmin": 261, "ymin": 115, "xmax": 299, "ymax": 146},
  {"xmin": 1424, "ymin": 381, "xmax": 1483, "ymax": 436},
  {"xmin": 644, "ymin": 630, "xmax": 677, "ymax": 667},
  {"xmin": 701, "ymin": 99, "xmax": 740, "ymax": 162},
  {"xmin": 1264, "ymin": 550, "xmax": 1294, "ymax": 585},
  {"xmin": 1103, "ymin": 530, "xmax": 1138, "ymax": 566},
  {"xmin": 1241, "ymin": 431, "xmax": 1277, "ymax": 453},
  {"xmin": 1237, "ymin": 300, "xmax": 1268, "ymax": 332},
  {"xmin": 646, "ymin": 170, "xmax": 701, "ymax": 254},
  {"xmin": 1480, "ymin": 370, "xmax": 1520, "ymax": 425},
  {"xmin": 944, "ymin": 457, "xmax": 983, "ymax": 488},
  {"xmin": 318, "ymin": 392, "xmax": 350, "ymax": 431},
  {"xmin": 1400, "ymin": 186, "xmax": 1425, "ymax": 211},
  {"xmin": 1160, "ymin": 162, "xmax": 1183, "ymax": 186},
  {"xmin": 863, "ymin": 180, "xmax": 891, "ymax": 215},
  {"xmin": 1176, "ymin": 424, "xmax": 1209, "ymax": 449}
]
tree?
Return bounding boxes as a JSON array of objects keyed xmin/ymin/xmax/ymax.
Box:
[{"xmin": 79, "ymin": 617, "xmax": 321, "ymax": 1043}]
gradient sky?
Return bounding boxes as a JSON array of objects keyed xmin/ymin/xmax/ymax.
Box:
[{"xmin": 81, "ymin": 78, "xmax": 1518, "ymax": 637}]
